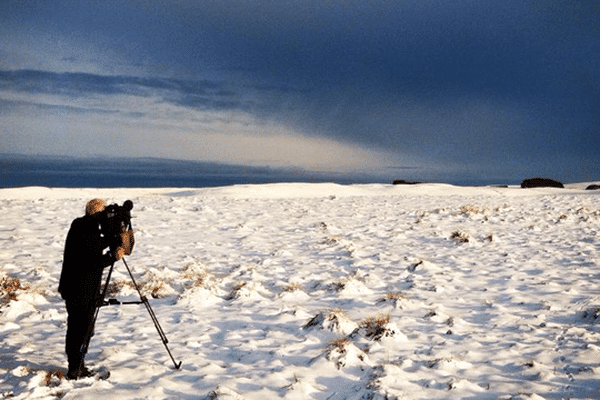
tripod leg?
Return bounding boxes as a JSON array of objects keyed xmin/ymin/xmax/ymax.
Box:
[
  {"xmin": 122, "ymin": 258, "xmax": 182, "ymax": 369},
  {"xmin": 141, "ymin": 296, "xmax": 182, "ymax": 369},
  {"xmin": 80, "ymin": 263, "xmax": 115, "ymax": 357}
]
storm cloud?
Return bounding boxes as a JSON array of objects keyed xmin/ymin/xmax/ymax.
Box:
[{"xmin": 1, "ymin": 0, "xmax": 598, "ymax": 183}]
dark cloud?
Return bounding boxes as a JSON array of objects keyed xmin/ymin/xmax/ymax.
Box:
[
  {"xmin": 0, "ymin": 97, "xmax": 120, "ymax": 117},
  {"xmin": 1, "ymin": 0, "xmax": 599, "ymax": 183},
  {"xmin": 0, "ymin": 69, "xmax": 248, "ymax": 111}
]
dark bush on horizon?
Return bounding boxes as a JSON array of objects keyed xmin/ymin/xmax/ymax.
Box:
[
  {"xmin": 520, "ymin": 178, "xmax": 564, "ymax": 188},
  {"xmin": 392, "ymin": 179, "xmax": 421, "ymax": 185},
  {"xmin": 586, "ymin": 184, "xmax": 600, "ymax": 190}
]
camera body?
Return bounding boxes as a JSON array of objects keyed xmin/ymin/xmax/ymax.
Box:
[{"xmin": 97, "ymin": 200, "xmax": 133, "ymax": 248}]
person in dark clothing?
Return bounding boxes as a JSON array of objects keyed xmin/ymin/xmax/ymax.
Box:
[{"xmin": 59, "ymin": 199, "xmax": 133, "ymax": 380}]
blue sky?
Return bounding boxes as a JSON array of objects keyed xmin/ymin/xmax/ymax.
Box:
[{"xmin": 1, "ymin": 0, "xmax": 598, "ymax": 184}]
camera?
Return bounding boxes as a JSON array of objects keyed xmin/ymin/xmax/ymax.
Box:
[{"xmin": 97, "ymin": 200, "xmax": 134, "ymax": 246}]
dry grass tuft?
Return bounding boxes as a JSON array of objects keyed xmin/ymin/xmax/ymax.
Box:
[
  {"xmin": 227, "ymin": 282, "xmax": 247, "ymax": 300},
  {"xmin": 330, "ymin": 279, "xmax": 347, "ymax": 291},
  {"xmin": 1, "ymin": 275, "xmax": 29, "ymax": 305},
  {"xmin": 359, "ymin": 314, "xmax": 390, "ymax": 329},
  {"xmin": 304, "ymin": 308, "xmax": 354, "ymax": 332},
  {"xmin": 330, "ymin": 270, "xmax": 366, "ymax": 292},
  {"xmin": 328, "ymin": 337, "xmax": 350, "ymax": 350},
  {"xmin": 43, "ymin": 369, "xmax": 65, "ymax": 387},
  {"xmin": 323, "ymin": 236, "xmax": 340, "ymax": 245},
  {"xmin": 359, "ymin": 314, "xmax": 392, "ymax": 340},
  {"xmin": 451, "ymin": 230, "xmax": 470, "ymax": 243},
  {"xmin": 460, "ymin": 205, "xmax": 488, "ymax": 215},
  {"xmin": 150, "ymin": 283, "xmax": 164, "ymax": 299},
  {"xmin": 105, "ymin": 279, "xmax": 166, "ymax": 299},
  {"xmin": 379, "ymin": 292, "xmax": 407, "ymax": 303},
  {"xmin": 184, "ymin": 266, "xmax": 209, "ymax": 287},
  {"xmin": 282, "ymin": 282, "xmax": 302, "ymax": 292},
  {"xmin": 105, "ymin": 280, "xmax": 125, "ymax": 297},
  {"xmin": 136, "ymin": 279, "xmax": 169, "ymax": 299}
]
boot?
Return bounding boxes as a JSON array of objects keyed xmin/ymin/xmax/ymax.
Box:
[
  {"xmin": 66, "ymin": 356, "xmax": 93, "ymax": 380},
  {"xmin": 80, "ymin": 363, "xmax": 94, "ymax": 378}
]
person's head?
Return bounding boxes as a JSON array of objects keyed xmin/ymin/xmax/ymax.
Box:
[{"xmin": 85, "ymin": 199, "xmax": 106, "ymax": 216}]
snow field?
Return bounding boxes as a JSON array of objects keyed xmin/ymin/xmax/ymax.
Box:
[{"xmin": 0, "ymin": 183, "xmax": 599, "ymax": 399}]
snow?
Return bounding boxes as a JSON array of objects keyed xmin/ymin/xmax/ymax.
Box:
[{"xmin": 1, "ymin": 182, "xmax": 600, "ymax": 399}]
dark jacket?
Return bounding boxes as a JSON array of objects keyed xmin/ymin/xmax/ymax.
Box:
[{"xmin": 59, "ymin": 215, "xmax": 116, "ymax": 301}]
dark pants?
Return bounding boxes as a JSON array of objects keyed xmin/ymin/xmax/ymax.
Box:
[{"xmin": 65, "ymin": 297, "xmax": 97, "ymax": 372}]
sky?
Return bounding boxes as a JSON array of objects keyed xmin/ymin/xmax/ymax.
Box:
[{"xmin": 1, "ymin": 0, "xmax": 599, "ymax": 184}]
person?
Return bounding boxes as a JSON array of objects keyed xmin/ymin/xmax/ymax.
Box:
[{"xmin": 58, "ymin": 199, "xmax": 134, "ymax": 380}]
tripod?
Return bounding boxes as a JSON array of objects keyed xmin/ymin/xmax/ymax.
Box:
[{"xmin": 81, "ymin": 256, "xmax": 182, "ymax": 370}]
